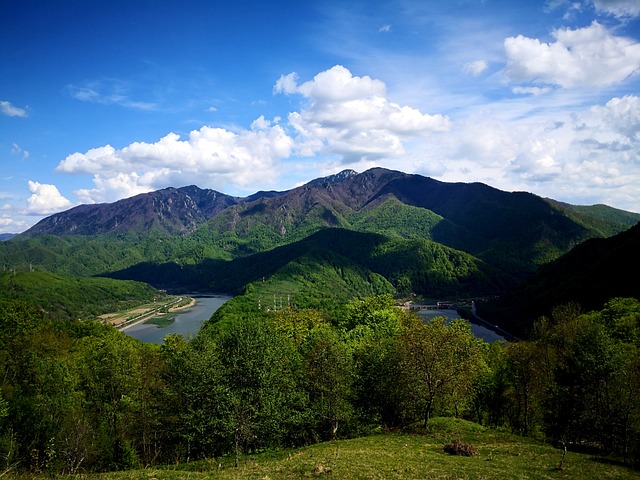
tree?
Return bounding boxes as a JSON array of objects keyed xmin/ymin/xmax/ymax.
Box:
[
  {"xmin": 342, "ymin": 295, "xmax": 408, "ymax": 428},
  {"xmin": 269, "ymin": 307, "xmax": 329, "ymax": 348},
  {"xmin": 470, "ymin": 341, "xmax": 510, "ymax": 427},
  {"xmin": 161, "ymin": 334, "xmax": 232, "ymax": 461},
  {"xmin": 504, "ymin": 341, "xmax": 543, "ymax": 436},
  {"xmin": 399, "ymin": 316, "xmax": 486, "ymax": 428},
  {"xmin": 300, "ymin": 327, "xmax": 353, "ymax": 440},
  {"xmin": 215, "ymin": 317, "xmax": 304, "ymax": 457},
  {"xmin": 74, "ymin": 329, "xmax": 144, "ymax": 470}
]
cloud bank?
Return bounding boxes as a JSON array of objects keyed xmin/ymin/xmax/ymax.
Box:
[
  {"xmin": 47, "ymin": 58, "xmax": 640, "ymax": 214},
  {"xmin": 57, "ymin": 120, "xmax": 294, "ymax": 203},
  {"xmin": 56, "ymin": 66, "xmax": 450, "ymax": 203},
  {"xmin": 275, "ymin": 65, "xmax": 450, "ymax": 162}
]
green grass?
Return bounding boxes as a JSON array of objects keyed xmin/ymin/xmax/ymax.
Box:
[{"xmin": 13, "ymin": 418, "xmax": 638, "ymax": 479}]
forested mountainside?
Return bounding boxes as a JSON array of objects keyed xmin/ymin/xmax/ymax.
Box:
[
  {"xmin": 12, "ymin": 168, "xmax": 639, "ymax": 272},
  {"xmin": 3, "ymin": 168, "xmax": 640, "ymax": 333},
  {"xmin": 480, "ymin": 219, "xmax": 640, "ymax": 336}
]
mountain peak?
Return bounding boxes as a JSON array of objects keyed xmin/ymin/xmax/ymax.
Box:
[{"xmin": 306, "ymin": 169, "xmax": 358, "ymax": 187}]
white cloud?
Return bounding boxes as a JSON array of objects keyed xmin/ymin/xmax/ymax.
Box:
[
  {"xmin": 56, "ymin": 122, "xmax": 294, "ymax": 203},
  {"xmin": 1, "ymin": 100, "xmax": 27, "ymax": 117},
  {"xmin": 11, "ymin": 143, "xmax": 29, "ymax": 159},
  {"xmin": 504, "ymin": 22, "xmax": 640, "ymax": 88},
  {"xmin": 66, "ymin": 80, "xmax": 157, "ymax": 110},
  {"xmin": 463, "ymin": 60, "xmax": 488, "ymax": 76},
  {"xmin": 275, "ymin": 65, "xmax": 450, "ymax": 163},
  {"xmin": 25, "ymin": 181, "xmax": 72, "ymax": 215},
  {"xmin": 273, "ymin": 72, "xmax": 300, "ymax": 95},
  {"xmin": 379, "ymin": 24, "xmax": 392, "ymax": 33},
  {"xmin": 0, "ymin": 215, "xmax": 27, "ymax": 232},
  {"xmin": 591, "ymin": 94, "xmax": 640, "ymax": 139},
  {"xmin": 512, "ymin": 86, "xmax": 553, "ymax": 96},
  {"xmin": 592, "ymin": 0, "xmax": 640, "ymax": 17},
  {"xmin": 47, "ymin": 65, "xmax": 640, "ymax": 214},
  {"xmin": 434, "ymin": 93, "xmax": 640, "ymax": 212}
]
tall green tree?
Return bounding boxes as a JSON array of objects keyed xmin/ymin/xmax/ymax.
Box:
[
  {"xmin": 74, "ymin": 329, "xmax": 145, "ymax": 470},
  {"xmin": 300, "ymin": 327, "xmax": 353, "ymax": 440},
  {"xmin": 215, "ymin": 317, "xmax": 304, "ymax": 456},
  {"xmin": 161, "ymin": 334, "xmax": 232, "ymax": 461},
  {"xmin": 342, "ymin": 295, "xmax": 411, "ymax": 428},
  {"xmin": 398, "ymin": 316, "xmax": 486, "ymax": 428}
]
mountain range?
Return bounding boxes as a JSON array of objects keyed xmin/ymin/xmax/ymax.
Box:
[{"xmin": 4, "ymin": 167, "xmax": 640, "ymax": 335}]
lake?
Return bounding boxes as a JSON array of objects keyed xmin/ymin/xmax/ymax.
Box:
[
  {"xmin": 124, "ymin": 294, "xmax": 232, "ymax": 344},
  {"xmin": 415, "ymin": 309, "xmax": 505, "ymax": 342}
]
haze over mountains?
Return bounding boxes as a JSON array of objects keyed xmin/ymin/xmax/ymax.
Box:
[{"xmin": 4, "ymin": 167, "xmax": 640, "ymax": 336}]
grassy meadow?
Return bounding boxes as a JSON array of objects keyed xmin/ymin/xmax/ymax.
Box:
[{"xmin": 9, "ymin": 419, "xmax": 638, "ymax": 480}]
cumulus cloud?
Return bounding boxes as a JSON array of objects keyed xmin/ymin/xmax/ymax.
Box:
[
  {"xmin": 274, "ymin": 65, "xmax": 450, "ymax": 163},
  {"xmin": 1, "ymin": 100, "xmax": 27, "ymax": 117},
  {"xmin": 408, "ymin": 91, "xmax": 640, "ymax": 212},
  {"xmin": 464, "ymin": 60, "xmax": 488, "ymax": 76},
  {"xmin": 54, "ymin": 66, "xmax": 450, "ymax": 204},
  {"xmin": 25, "ymin": 181, "xmax": 73, "ymax": 215},
  {"xmin": 504, "ymin": 22, "xmax": 640, "ymax": 88},
  {"xmin": 56, "ymin": 121, "xmax": 294, "ymax": 203}
]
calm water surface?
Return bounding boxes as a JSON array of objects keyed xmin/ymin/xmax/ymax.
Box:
[
  {"xmin": 416, "ymin": 309, "xmax": 505, "ymax": 342},
  {"xmin": 124, "ymin": 295, "xmax": 231, "ymax": 344}
]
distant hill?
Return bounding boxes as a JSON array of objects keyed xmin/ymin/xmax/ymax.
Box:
[
  {"xmin": 23, "ymin": 185, "xmax": 238, "ymax": 236},
  {"xmin": 0, "ymin": 270, "xmax": 164, "ymax": 320},
  {"xmin": 0, "ymin": 233, "xmax": 16, "ymax": 241},
  {"xmin": 480, "ymin": 220, "xmax": 640, "ymax": 337}
]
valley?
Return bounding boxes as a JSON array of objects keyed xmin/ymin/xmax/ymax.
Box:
[{"xmin": 1, "ymin": 168, "xmax": 639, "ymax": 476}]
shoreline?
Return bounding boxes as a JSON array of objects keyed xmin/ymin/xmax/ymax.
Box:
[
  {"xmin": 169, "ymin": 296, "xmax": 196, "ymax": 312},
  {"xmin": 116, "ymin": 296, "xmax": 196, "ymax": 331}
]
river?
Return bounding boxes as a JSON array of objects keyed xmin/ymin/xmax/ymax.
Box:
[
  {"xmin": 415, "ymin": 309, "xmax": 505, "ymax": 342},
  {"xmin": 124, "ymin": 294, "xmax": 232, "ymax": 344}
]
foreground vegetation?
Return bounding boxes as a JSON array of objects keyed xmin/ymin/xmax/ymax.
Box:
[
  {"xmin": 1, "ymin": 293, "xmax": 640, "ymax": 476},
  {"xmin": 9, "ymin": 419, "xmax": 639, "ymax": 479}
]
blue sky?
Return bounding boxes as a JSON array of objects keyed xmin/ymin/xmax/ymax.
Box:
[{"xmin": 2, "ymin": 0, "xmax": 640, "ymax": 233}]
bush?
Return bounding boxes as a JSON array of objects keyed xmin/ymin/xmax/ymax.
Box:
[{"xmin": 443, "ymin": 438, "xmax": 478, "ymax": 456}]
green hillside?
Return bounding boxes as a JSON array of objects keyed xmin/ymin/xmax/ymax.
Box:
[
  {"xmin": 106, "ymin": 228, "xmax": 510, "ymax": 312},
  {"xmin": 0, "ymin": 270, "xmax": 166, "ymax": 320},
  {"xmin": 481, "ymin": 221, "xmax": 640, "ymax": 337}
]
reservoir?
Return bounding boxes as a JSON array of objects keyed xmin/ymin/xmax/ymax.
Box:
[
  {"xmin": 124, "ymin": 297, "xmax": 504, "ymax": 344},
  {"xmin": 416, "ymin": 309, "xmax": 505, "ymax": 342},
  {"xmin": 124, "ymin": 294, "xmax": 231, "ymax": 344}
]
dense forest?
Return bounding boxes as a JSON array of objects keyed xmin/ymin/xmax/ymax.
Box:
[{"xmin": 2, "ymin": 294, "xmax": 640, "ymax": 474}]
